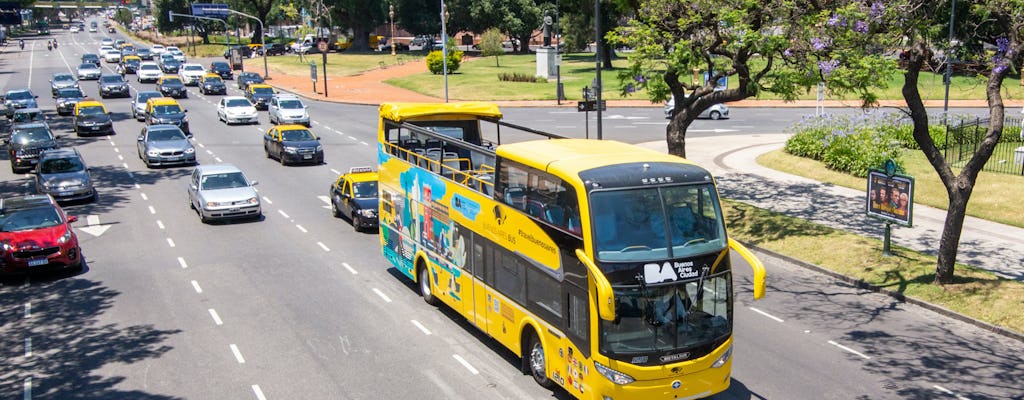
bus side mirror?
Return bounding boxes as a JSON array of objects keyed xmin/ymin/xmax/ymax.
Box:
[
  {"xmin": 576, "ymin": 249, "xmax": 616, "ymax": 321},
  {"xmin": 729, "ymin": 238, "xmax": 766, "ymax": 300}
]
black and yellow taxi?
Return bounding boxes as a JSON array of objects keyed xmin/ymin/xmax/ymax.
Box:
[
  {"xmin": 199, "ymin": 73, "xmax": 227, "ymax": 95},
  {"xmin": 145, "ymin": 97, "xmax": 189, "ymax": 134},
  {"xmin": 72, "ymin": 100, "xmax": 114, "ymax": 136},
  {"xmin": 244, "ymin": 84, "xmax": 274, "ymax": 110},
  {"xmin": 262, "ymin": 124, "xmax": 323, "ymax": 166},
  {"xmin": 329, "ymin": 166, "xmax": 379, "ymax": 231},
  {"xmin": 156, "ymin": 75, "xmax": 187, "ymax": 98},
  {"xmin": 119, "ymin": 55, "xmax": 142, "ymax": 74}
]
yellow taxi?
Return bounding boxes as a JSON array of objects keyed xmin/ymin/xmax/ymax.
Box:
[
  {"xmin": 119, "ymin": 55, "xmax": 142, "ymax": 74},
  {"xmin": 73, "ymin": 99, "xmax": 114, "ymax": 136},
  {"xmin": 262, "ymin": 124, "xmax": 323, "ymax": 165},
  {"xmin": 329, "ymin": 166, "xmax": 379, "ymax": 231},
  {"xmin": 244, "ymin": 83, "xmax": 275, "ymax": 110},
  {"xmin": 247, "ymin": 43, "xmax": 263, "ymax": 55},
  {"xmin": 199, "ymin": 73, "xmax": 227, "ymax": 95},
  {"xmin": 144, "ymin": 97, "xmax": 189, "ymax": 133}
]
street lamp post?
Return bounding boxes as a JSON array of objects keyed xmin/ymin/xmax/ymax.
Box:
[
  {"xmin": 223, "ymin": 9, "xmax": 267, "ymax": 79},
  {"xmin": 441, "ymin": 0, "xmax": 449, "ymax": 102},
  {"xmin": 389, "ymin": 4, "xmax": 395, "ymax": 56},
  {"xmin": 594, "ymin": 0, "xmax": 602, "ymax": 139}
]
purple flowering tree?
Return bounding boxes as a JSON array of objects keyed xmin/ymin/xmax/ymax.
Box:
[
  {"xmin": 609, "ymin": 0, "xmax": 900, "ymax": 157},
  {"xmin": 898, "ymin": 1, "xmax": 1024, "ymax": 284}
]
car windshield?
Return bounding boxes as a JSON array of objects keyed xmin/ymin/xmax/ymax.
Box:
[
  {"xmin": 162, "ymin": 78, "xmax": 182, "ymax": 85},
  {"xmin": 11, "ymin": 129, "xmax": 53, "ymax": 144},
  {"xmin": 252, "ymin": 87, "xmax": 273, "ymax": 95},
  {"xmin": 59, "ymin": 88, "xmax": 84, "ymax": 98},
  {"xmin": 0, "ymin": 207, "xmax": 63, "ymax": 232},
  {"xmin": 78, "ymin": 106, "xmax": 105, "ymax": 115},
  {"xmin": 211, "ymin": 62, "xmax": 228, "ymax": 69},
  {"xmin": 279, "ymin": 99, "xmax": 303, "ymax": 109},
  {"xmin": 226, "ymin": 99, "xmax": 252, "ymax": 108},
  {"xmin": 590, "ymin": 184, "xmax": 727, "ymax": 262},
  {"xmin": 100, "ymin": 76, "xmax": 124, "ymax": 83},
  {"xmin": 352, "ymin": 181, "xmax": 378, "ymax": 198},
  {"xmin": 53, "ymin": 74, "xmax": 74, "ymax": 82},
  {"xmin": 137, "ymin": 93, "xmax": 160, "ymax": 103},
  {"xmin": 40, "ymin": 157, "xmax": 85, "ymax": 174},
  {"xmin": 152, "ymin": 104, "xmax": 182, "ymax": 115},
  {"xmin": 148, "ymin": 128, "xmax": 187, "ymax": 141},
  {"xmin": 184, "ymin": 65, "xmax": 203, "ymax": 71},
  {"xmin": 204, "ymin": 77, "xmax": 222, "ymax": 83},
  {"xmin": 201, "ymin": 172, "xmax": 249, "ymax": 190},
  {"xmin": 126, "ymin": 59, "xmax": 140, "ymax": 65},
  {"xmin": 13, "ymin": 112, "xmax": 42, "ymax": 122},
  {"xmin": 140, "ymin": 65, "xmax": 159, "ymax": 71},
  {"xmin": 6, "ymin": 91, "xmax": 32, "ymax": 100},
  {"xmin": 281, "ymin": 129, "xmax": 315, "ymax": 141},
  {"xmin": 79, "ymin": 63, "xmax": 97, "ymax": 70}
]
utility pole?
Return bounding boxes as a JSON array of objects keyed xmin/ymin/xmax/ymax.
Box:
[{"xmin": 594, "ymin": 0, "xmax": 602, "ymax": 139}]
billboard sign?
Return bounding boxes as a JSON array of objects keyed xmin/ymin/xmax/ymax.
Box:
[
  {"xmin": 866, "ymin": 169, "xmax": 914, "ymax": 226},
  {"xmin": 191, "ymin": 3, "xmax": 229, "ymax": 17}
]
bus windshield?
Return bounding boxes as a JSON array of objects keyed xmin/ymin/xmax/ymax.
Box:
[
  {"xmin": 590, "ymin": 184, "xmax": 726, "ymax": 262},
  {"xmin": 601, "ymin": 271, "xmax": 732, "ymax": 359}
]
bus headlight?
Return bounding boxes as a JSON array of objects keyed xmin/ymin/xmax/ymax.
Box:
[
  {"xmin": 593, "ymin": 361, "xmax": 635, "ymax": 385},
  {"xmin": 711, "ymin": 345, "xmax": 732, "ymax": 368}
]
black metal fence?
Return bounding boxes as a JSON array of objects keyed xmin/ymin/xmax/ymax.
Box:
[{"xmin": 944, "ymin": 117, "xmax": 1024, "ymax": 176}]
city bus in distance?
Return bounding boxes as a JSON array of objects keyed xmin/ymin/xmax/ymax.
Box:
[{"xmin": 376, "ymin": 102, "xmax": 766, "ymax": 400}]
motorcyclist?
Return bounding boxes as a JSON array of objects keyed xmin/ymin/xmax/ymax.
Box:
[
  {"xmin": 47, "ymin": 40, "xmax": 52, "ymax": 51},
  {"xmin": 19, "ymin": 39, "xmax": 24, "ymax": 50},
  {"xmin": 53, "ymin": 39, "xmax": 58, "ymax": 49}
]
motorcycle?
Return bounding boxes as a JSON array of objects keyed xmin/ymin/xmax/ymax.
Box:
[
  {"xmin": 47, "ymin": 41, "xmax": 52, "ymax": 51},
  {"xmin": 19, "ymin": 40, "xmax": 24, "ymax": 50},
  {"xmin": 53, "ymin": 39, "xmax": 58, "ymax": 49}
]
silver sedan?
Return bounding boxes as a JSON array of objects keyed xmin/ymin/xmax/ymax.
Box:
[{"xmin": 187, "ymin": 164, "xmax": 262, "ymax": 223}]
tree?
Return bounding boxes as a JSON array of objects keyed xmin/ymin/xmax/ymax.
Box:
[
  {"xmin": 480, "ymin": 27, "xmax": 505, "ymax": 66},
  {"xmin": 897, "ymin": 0, "xmax": 1024, "ymax": 284},
  {"xmin": 331, "ymin": 0, "xmax": 386, "ymax": 51},
  {"xmin": 228, "ymin": 0, "xmax": 276, "ymax": 39},
  {"xmin": 560, "ymin": 0, "xmax": 635, "ymax": 68},
  {"xmin": 611, "ymin": 0, "xmax": 899, "ymax": 157},
  {"xmin": 154, "ymin": 0, "xmax": 188, "ymax": 34},
  {"xmin": 454, "ymin": 0, "xmax": 543, "ymax": 54}
]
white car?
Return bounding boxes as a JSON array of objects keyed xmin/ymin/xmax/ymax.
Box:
[
  {"xmin": 136, "ymin": 62, "xmax": 162, "ymax": 83},
  {"xmin": 101, "ymin": 38, "xmax": 114, "ymax": 47},
  {"xmin": 178, "ymin": 63, "xmax": 206, "ymax": 86},
  {"xmin": 77, "ymin": 63, "xmax": 102, "ymax": 80},
  {"xmin": 150, "ymin": 44, "xmax": 165, "ymax": 55},
  {"xmin": 166, "ymin": 47, "xmax": 186, "ymax": 62},
  {"xmin": 88, "ymin": 26, "xmax": 97, "ymax": 33},
  {"xmin": 268, "ymin": 94, "xmax": 310, "ymax": 126},
  {"xmin": 217, "ymin": 96, "xmax": 259, "ymax": 125},
  {"xmin": 103, "ymin": 49, "xmax": 121, "ymax": 63},
  {"xmin": 70, "ymin": 26, "xmax": 80, "ymax": 33},
  {"xmin": 98, "ymin": 45, "xmax": 114, "ymax": 54},
  {"xmin": 664, "ymin": 95, "xmax": 730, "ymax": 120}
]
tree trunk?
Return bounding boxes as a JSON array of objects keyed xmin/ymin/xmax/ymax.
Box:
[
  {"xmin": 665, "ymin": 112, "xmax": 695, "ymax": 158},
  {"xmin": 601, "ymin": 43, "xmax": 614, "ymax": 70}
]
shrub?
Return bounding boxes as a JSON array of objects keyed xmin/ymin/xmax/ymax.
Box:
[
  {"xmin": 426, "ymin": 49, "xmax": 463, "ymax": 75},
  {"xmin": 497, "ymin": 73, "xmax": 546, "ymax": 83},
  {"xmin": 784, "ymin": 112, "xmax": 903, "ymax": 177}
]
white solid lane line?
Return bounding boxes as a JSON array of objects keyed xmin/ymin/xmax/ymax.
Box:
[
  {"xmin": 933, "ymin": 385, "xmax": 971, "ymax": 400},
  {"xmin": 372, "ymin": 288, "xmax": 392, "ymax": 303},
  {"xmin": 191, "ymin": 280, "xmax": 203, "ymax": 293},
  {"xmin": 230, "ymin": 344, "xmax": 246, "ymax": 363},
  {"xmin": 341, "ymin": 262, "xmax": 357, "ymax": 274},
  {"xmin": 749, "ymin": 307, "xmax": 784, "ymax": 323},
  {"xmin": 24, "ymin": 376, "xmax": 31, "ymax": 400},
  {"xmin": 827, "ymin": 340, "xmax": 871, "ymax": 360},
  {"xmin": 452, "ymin": 354, "xmax": 480, "ymax": 375},
  {"xmin": 178, "ymin": 257, "xmax": 188, "ymax": 269},
  {"xmin": 411, "ymin": 320, "xmax": 432, "ymax": 335},
  {"xmin": 208, "ymin": 309, "xmax": 223, "ymax": 325},
  {"xmin": 24, "ymin": 338, "xmax": 31, "ymax": 358}
]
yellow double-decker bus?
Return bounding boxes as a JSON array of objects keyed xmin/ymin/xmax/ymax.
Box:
[{"xmin": 376, "ymin": 102, "xmax": 766, "ymax": 400}]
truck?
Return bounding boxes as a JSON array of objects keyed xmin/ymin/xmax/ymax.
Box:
[{"xmin": 290, "ymin": 33, "xmax": 338, "ymax": 54}]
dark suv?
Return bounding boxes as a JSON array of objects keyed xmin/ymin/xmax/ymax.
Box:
[
  {"xmin": 265, "ymin": 43, "xmax": 288, "ymax": 56},
  {"xmin": 98, "ymin": 74, "xmax": 130, "ymax": 98},
  {"xmin": 236, "ymin": 72, "xmax": 264, "ymax": 91},
  {"xmin": 208, "ymin": 61, "xmax": 233, "ymax": 79},
  {"xmin": 8, "ymin": 123, "xmax": 60, "ymax": 173}
]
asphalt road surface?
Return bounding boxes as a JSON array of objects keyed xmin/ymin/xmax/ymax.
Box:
[{"xmin": 1, "ymin": 22, "xmax": 1021, "ymax": 400}]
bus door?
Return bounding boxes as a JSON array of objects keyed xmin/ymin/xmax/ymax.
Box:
[{"xmin": 470, "ymin": 236, "xmax": 490, "ymax": 330}]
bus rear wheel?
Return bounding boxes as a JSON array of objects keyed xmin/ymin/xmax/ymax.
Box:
[
  {"xmin": 418, "ymin": 262, "xmax": 439, "ymax": 306},
  {"xmin": 527, "ymin": 333, "xmax": 555, "ymax": 388}
]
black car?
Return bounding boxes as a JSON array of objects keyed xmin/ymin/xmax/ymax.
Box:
[
  {"xmin": 208, "ymin": 61, "xmax": 233, "ymax": 79},
  {"xmin": 236, "ymin": 72, "xmax": 264, "ymax": 91},
  {"xmin": 200, "ymin": 75, "xmax": 227, "ymax": 95},
  {"xmin": 136, "ymin": 47, "xmax": 153, "ymax": 60},
  {"xmin": 265, "ymin": 43, "xmax": 288, "ymax": 56},
  {"xmin": 222, "ymin": 45, "xmax": 252, "ymax": 59},
  {"xmin": 54, "ymin": 88, "xmax": 85, "ymax": 116},
  {"xmin": 263, "ymin": 126, "xmax": 323, "ymax": 165},
  {"xmin": 119, "ymin": 58, "xmax": 141, "ymax": 74},
  {"xmin": 146, "ymin": 102, "xmax": 189, "ymax": 134},
  {"xmin": 73, "ymin": 103, "xmax": 114, "ymax": 136},
  {"xmin": 81, "ymin": 53, "xmax": 101, "ymax": 66},
  {"xmin": 107, "ymin": 26, "xmax": 115, "ymax": 33},
  {"xmin": 160, "ymin": 57, "xmax": 181, "ymax": 74},
  {"xmin": 157, "ymin": 76, "xmax": 188, "ymax": 99},
  {"xmin": 98, "ymin": 74, "xmax": 130, "ymax": 98},
  {"xmin": 329, "ymin": 168, "xmax": 379, "ymax": 232},
  {"xmin": 8, "ymin": 123, "xmax": 60, "ymax": 173},
  {"xmin": 244, "ymin": 85, "xmax": 274, "ymax": 110}
]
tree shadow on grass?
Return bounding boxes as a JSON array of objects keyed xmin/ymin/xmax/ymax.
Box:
[{"xmin": 0, "ymin": 271, "xmax": 183, "ymax": 399}]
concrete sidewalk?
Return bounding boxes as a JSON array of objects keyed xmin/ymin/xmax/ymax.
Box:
[{"xmin": 642, "ymin": 134, "xmax": 1024, "ymax": 281}]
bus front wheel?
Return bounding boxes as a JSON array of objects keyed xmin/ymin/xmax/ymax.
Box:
[
  {"xmin": 527, "ymin": 333, "xmax": 555, "ymax": 388},
  {"xmin": 418, "ymin": 262, "xmax": 439, "ymax": 306}
]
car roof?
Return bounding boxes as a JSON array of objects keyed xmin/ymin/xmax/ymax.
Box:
[
  {"xmin": 343, "ymin": 167, "xmax": 378, "ymax": 183},
  {"xmin": 39, "ymin": 147, "xmax": 81, "ymax": 159},
  {"xmin": 136, "ymin": 90, "xmax": 162, "ymax": 97},
  {"xmin": 274, "ymin": 94, "xmax": 300, "ymax": 100},
  {"xmin": 159, "ymin": 75, "xmax": 181, "ymax": 81},
  {"xmin": 139, "ymin": 62, "xmax": 159, "ymax": 67},
  {"xmin": 14, "ymin": 107, "xmax": 43, "ymax": 113},
  {"xmin": 79, "ymin": 63, "xmax": 99, "ymax": 68},
  {"xmin": 76, "ymin": 100, "xmax": 105, "ymax": 108},
  {"xmin": 222, "ymin": 96, "xmax": 248, "ymax": 102},
  {"xmin": 145, "ymin": 124, "xmax": 184, "ymax": 133},
  {"xmin": 52, "ymin": 72, "xmax": 74, "ymax": 78},
  {"xmin": 0, "ymin": 194, "xmax": 56, "ymax": 212},
  {"xmin": 276, "ymin": 124, "xmax": 310, "ymax": 132},
  {"xmin": 249, "ymin": 84, "xmax": 272, "ymax": 89},
  {"xmin": 147, "ymin": 97, "xmax": 179, "ymax": 106},
  {"xmin": 195, "ymin": 164, "xmax": 243, "ymax": 175},
  {"xmin": 12, "ymin": 122, "xmax": 48, "ymax": 129},
  {"xmin": 5, "ymin": 89, "xmax": 32, "ymax": 95},
  {"xmin": 203, "ymin": 73, "xmax": 222, "ymax": 79}
]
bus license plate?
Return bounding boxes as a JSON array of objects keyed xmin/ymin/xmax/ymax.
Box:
[{"xmin": 28, "ymin": 258, "xmax": 48, "ymax": 267}]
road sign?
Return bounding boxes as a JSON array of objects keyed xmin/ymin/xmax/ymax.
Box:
[
  {"xmin": 576, "ymin": 100, "xmax": 606, "ymax": 112},
  {"xmin": 310, "ymin": 61, "xmax": 317, "ymax": 82},
  {"xmin": 191, "ymin": 3, "xmax": 229, "ymax": 17},
  {"xmin": 317, "ymin": 40, "xmax": 328, "ymax": 53}
]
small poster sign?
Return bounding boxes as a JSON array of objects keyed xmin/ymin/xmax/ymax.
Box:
[{"xmin": 866, "ymin": 166, "xmax": 914, "ymax": 227}]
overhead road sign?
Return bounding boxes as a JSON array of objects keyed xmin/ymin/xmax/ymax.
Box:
[{"xmin": 192, "ymin": 3, "xmax": 229, "ymax": 17}]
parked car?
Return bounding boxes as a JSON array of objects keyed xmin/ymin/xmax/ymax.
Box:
[
  {"xmin": 236, "ymin": 71, "xmax": 264, "ymax": 91},
  {"xmin": 329, "ymin": 166, "xmax": 379, "ymax": 231},
  {"xmin": 3, "ymin": 89, "xmax": 39, "ymax": 119},
  {"xmin": 208, "ymin": 61, "xmax": 233, "ymax": 79},
  {"xmin": 199, "ymin": 74, "xmax": 227, "ymax": 95},
  {"xmin": 136, "ymin": 124, "xmax": 195, "ymax": 168},
  {"xmin": 8, "ymin": 123, "xmax": 59, "ymax": 173},
  {"xmin": 268, "ymin": 94, "xmax": 310, "ymax": 126},
  {"xmin": 156, "ymin": 76, "xmax": 187, "ymax": 98},
  {"xmin": 216, "ymin": 96, "xmax": 258, "ymax": 125},
  {"xmin": 264, "ymin": 43, "xmax": 288, "ymax": 56},
  {"xmin": 187, "ymin": 164, "xmax": 262, "ymax": 223},
  {"xmin": 664, "ymin": 95, "xmax": 730, "ymax": 120},
  {"xmin": 34, "ymin": 148, "xmax": 96, "ymax": 203},
  {"xmin": 54, "ymin": 88, "xmax": 86, "ymax": 116},
  {"xmin": 73, "ymin": 100, "xmax": 114, "ymax": 136},
  {"xmin": 145, "ymin": 97, "xmax": 189, "ymax": 134},
  {"xmin": 49, "ymin": 73, "xmax": 79, "ymax": 96},
  {"xmin": 244, "ymin": 84, "xmax": 275, "ymax": 110},
  {"xmin": 77, "ymin": 63, "xmax": 102, "ymax": 80},
  {"xmin": 98, "ymin": 74, "xmax": 130, "ymax": 98},
  {"xmin": 0, "ymin": 194, "xmax": 83, "ymax": 277},
  {"xmin": 222, "ymin": 45, "xmax": 252, "ymax": 59},
  {"xmin": 131, "ymin": 90, "xmax": 163, "ymax": 120},
  {"xmin": 263, "ymin": 124, "xmax": 323, "ymax": 165},
  {"xmin": 136, "ymin": 62, "xmax": 162, "ymax": 83}
]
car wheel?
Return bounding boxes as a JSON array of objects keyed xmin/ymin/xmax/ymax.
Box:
[
  {"xmin": 709, "ymin": 110, "xmax": 722, "ymax": 120},
  {"xmin": 418, "ymin": 262, "xmax": 438, "ymax": 306},
  {"xmin": 10, "ymin": 162, "xmax": 17, "ymax": 174},
  {"xmin": 279, "ymin": 154, "xmax": 286, "ymax": 166},
  {"xmin": 352, "ymin": 213, "xmax": 362, "ymax": 232},
  {"xmin": 526, "ymin": 333, "xmax": 555, "ymax": 388},
  {"xmin": 331, "ymin": 196, "xmax": 342, "ymax": 218}
]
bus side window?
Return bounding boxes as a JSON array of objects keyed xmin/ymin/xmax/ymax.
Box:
[{"xmin": 505, "ymin": 187, "xmax": 526, "ymax": 210}]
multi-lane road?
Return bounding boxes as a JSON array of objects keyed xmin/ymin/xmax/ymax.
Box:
[{"xmin": 1, "ymin": 23, "xmax": 1022, "ymax": 400}]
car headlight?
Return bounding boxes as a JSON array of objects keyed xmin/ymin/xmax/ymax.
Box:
[
  {"xmin": 146, "ymin": 150, "xmax": 159, "ymax": 156},
  {"xmin": 1, "ymin": 241, "xmax": 13, "ymax": 252},
  {"xmin": 593, "ymin": 361, "xmax": 635, "ymax": 385},
  {"xmin": 357, "ymin": 208, "xmax": 376, "ymax": 218},
  {"xmin": 205, "ymin": 201, "xmax": 222, "ymax": 207},
  {"xmin": 711, "ymin": 345, "xmax": 732, "ymax": 368},
  {"xmin": 185, "ymin": 148, "xmax": 195, "ymax": 154},
  {"xmin": 246, "ymin": 197, "xmax": 259, "ymax": 205},
  {"xmin": 315, "ymin": 145, "xmax": 323, "ymax": 152},
  {"xmin": 284, "ymin": 147, "xmax": 297, "ymax": 154},
  {"xmin": 57, "ymin": 227, "xmax": 73, "ymax": 244},
  {"xmin": 182, "ymin": 116, "xmax": 189, "ymax": 123}
]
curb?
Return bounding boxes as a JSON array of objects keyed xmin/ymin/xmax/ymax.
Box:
[{"xmin": 743, "ymin": 241, "xmax": 1024, "ymax": 344}]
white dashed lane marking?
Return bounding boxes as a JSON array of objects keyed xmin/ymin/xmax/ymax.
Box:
[
  {"xmin": 191, "ymin": 280, "xmax": 202, "ymax": 293},
  {"xmin": 230, "ymin": 344, "xmax": 246, "ymax": 363},
  {"xmin": 372, "ymin": 288, "xmax": 392, "ymax": 303},
  {"xmin": 452, "ymin": 354, "xmax": 479, "ymax": 375},
  {"xmin": 177, "ymin": 257, "xmax": 188, "ymax": 269},
  {"xmin": 342, "ymin": 262, "xmax": 357, "ymax": 274},
  {"xmin": 411, "ymin": 320, "xmax": 431, "ymax": 335},
  {"xmin": 208, "ymin": 309, "xmax": 223, "ymax": 325},
  {"xmin": 827, "ymin": 340, "xmax": 871, "ymax": 360}
]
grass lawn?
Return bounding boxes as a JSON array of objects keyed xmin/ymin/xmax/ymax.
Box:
[
  {"xmin": 253, "ymin": 52, "xmax": 424, "ymax": 78},
  {"xmin": 758, "ymin": 149, "xmax": 1024, "ymax": 227},
  {"xmin": 723, "ymin": 200, "xmax": 1024, "ymax": 334}
]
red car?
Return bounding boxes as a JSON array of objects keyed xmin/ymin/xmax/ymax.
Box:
[{"xmin": 0, "ymin": 195, "xmax": 82, "ymax": 276}]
